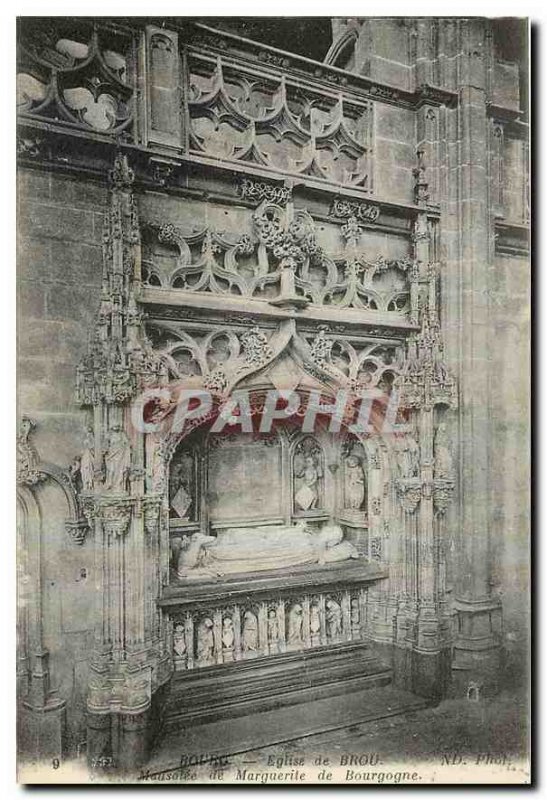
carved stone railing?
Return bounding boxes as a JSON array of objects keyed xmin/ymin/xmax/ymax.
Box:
[
  {"xmin": 16, "ymin": 19, "xmax": 374, "ymax": 196},
  {"xmin": 186, "ymin": 51, "xmax": 373, "ymax": 192},
  {"xmin": 160, "ymin": 558, "xmax": 386, "ymax": 672},
  {"xmin": 141, "ymin": 207, "xmax": 417, "ymax": 316},
  {"xmin": 16, "ymin": 19, "xmax": 136, "ymax": 138}
]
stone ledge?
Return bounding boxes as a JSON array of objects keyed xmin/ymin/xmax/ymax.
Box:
[{"xmin": 160, "ymin": 557, "xmax": 387, "ymax": 608}]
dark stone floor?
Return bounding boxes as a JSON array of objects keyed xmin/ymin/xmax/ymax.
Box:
[
  {"xmin": 141, "ymin": 686, "xmax": 530, "ymax": 784},
  {"xmin": 252, "ymin": 688, "xmax": 529, "ymax": 763}
]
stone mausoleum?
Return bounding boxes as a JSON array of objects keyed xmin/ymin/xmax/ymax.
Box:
[{"xmin": 16, "ymin": 16, "xmax": 529, "ymax": 774}]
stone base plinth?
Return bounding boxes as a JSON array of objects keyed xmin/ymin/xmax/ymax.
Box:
[
  {"xmin": 19, "ymin": 697, "xmax": 66, "ymax": 765},
  {"xmin": 451, "ymin": 597, "xmax": 504, "ymax": 699}
]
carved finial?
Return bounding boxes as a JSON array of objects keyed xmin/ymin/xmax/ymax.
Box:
[
  {"xmin": 340, "ymin": 215, "xmax": 362, "ymax": 247},
  {"xmin": 310, "ymin": 327, "xmax": 333, "ymax": 368},
  {"xmin": 240, "ymin": 326, "xmax": 273, "ymax": 367}
]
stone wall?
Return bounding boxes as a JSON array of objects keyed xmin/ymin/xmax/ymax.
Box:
[
  {"xmin": 17, "ymin": 168, "xmax": 106, "ymax": 463},
  {"xmin": 490, "ymin": 251, "xmax": 530, "ymax": 687},
  {"xmin": 17, "ymin": 167, "xmax": 106, "ymax": 754}
]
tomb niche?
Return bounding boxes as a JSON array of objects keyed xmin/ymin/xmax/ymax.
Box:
[{"xmin": 165, "ymin": 422, "xmax": 373, "ymax": 583}]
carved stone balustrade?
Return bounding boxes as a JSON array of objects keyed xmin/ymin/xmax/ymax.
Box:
[
  {"xmin": 160, "ymin": 557, "xmax": 385, "ymax": 672},
  {"xmin": 159, "ymin": 558, "xmax": 389, "ymax": 728},
  {"xmin": 187, "ymin": 51, "xmax": 374, "ymax": 191}
]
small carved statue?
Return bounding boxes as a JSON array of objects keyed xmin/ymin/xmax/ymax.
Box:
[
  {"xmin": 351, "ymin": 599, "xmax": 360, "ymax": 636},
  {"xmin": 222, "ymin": 617, "xmax": 234, "ymax": 652},
  {"xmin": 434, "ymin": 423, "xmax": 454, "ymax": 481},
  {"xmin": 294, "ymin": 451, "xmax": 323, "ymax": 511},
  {"xmin": 150, "ymin": 435, "xmax": 166, "ymax": 494},
  {"xmin": 173, "ymin": 623, "xmax": 187, "ymax": 660},
  {"xmin": 407, "ymin": 435, "xmax": 421, "ymax": 478},
  {"xmin": 287, "ymin": 603, "xmax": 303, "ymax": 646},
  {"xmin": 326, "ymin": 600, "xmax": 342, "ymax": 640},
  {"xmin": 396, "ymin": 434, "xmax": 420, "ymax": 479},
  {"xmin": 104, "ymin": 426, "xmax": 131, "ymax": 493},
  {"xmin": 242, "ymin": 611, "xmax": 258, "ymax": 653},
  {"xmin": 68, "ymin": 456, "xmax": 82, "ymax": 493},
  {"xmin": 267, "ymin": 609, "xmax": 279, "ymax": 650},
  {"xmin": 196, "ymin": 617, "xmax": 214, "ymax": 665},
  {"xmin": 310, "ymin": 604, "xmax": 321, "ymax": 646},
  {"xmin": 345, "ymin": 454, "xmax": 366, "ymax": 510},
  {"xmin": 80, "ymin": 427, "xmax": 95, "ymax": 492}
]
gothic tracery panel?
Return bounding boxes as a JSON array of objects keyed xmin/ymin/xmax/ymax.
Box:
[
  {"xmin": 187, "ymin": 53, "xmax": 373, "ymax": 189},
  {"xmin": 17, "ymin": 19, "xmax": 135, "ymax": 135},
  {"xmin": 142, "ymin": 203, "xmax": 415, "ymax": 316}
]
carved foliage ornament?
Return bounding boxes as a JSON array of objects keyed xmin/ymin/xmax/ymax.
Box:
[
  {"xmin": 330, "ymin": 198, "xmax": 380, "ymax": 223},
  {"xmin": 239, "ymin": 178, "xmax": 292, "ymax": 206},
  {"xmin": 144, "ymin": 201, "xmax": 412, "ymax": 314},
  {"xmin": 98, "ymin": 498, "xmax": 132, "ymax": 538},
  {"xmin": 240, "ymin": 326, "xmax": 274, "ymax": 368},
  {"xmin": 17, "ymin": 417, "xmax": 46, "ymax": 486},
  {"xmin": 396, "ymin": 479, "xmax": 422, "ymax": 514}
]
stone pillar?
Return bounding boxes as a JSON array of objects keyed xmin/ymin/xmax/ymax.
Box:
[
  {"xmin": 392, "ymin": 165, "xmax": 457, "ymax": 699},
  {"xmin": 441, "ymin": 18, "xmax": 503, "ymax": 696},
  {"xmin": 17, "ymin": 469, "xmax": 67, "ymax": 763},
  {"xmin": 76, "ymin": 154, "xmax": 172, "ymax": 771},
  {"xmin": 140, "ymin": 26, "xmax": 183, "ymax": 150}
]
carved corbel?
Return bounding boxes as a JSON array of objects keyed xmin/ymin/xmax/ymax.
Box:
[
  {"xmin": 98, "ymin": 498, "xmax": 133, "ymax": 538},
  {"xmin": 17, "ymin": 135, "xmax": 46, "ymax": 160},
  {"xmin": 65, "ymin": 518, "xmax": 90, "ymax": 546},
  {"xmin": 88, "ymin": 671, "xmax": 150, "ymax": 715},
  {"xmin": 432, "ymin": 479, "xmax": 455, "ymax": 516},
  {"xmin": 396, "ymin": 479, "xmax": 423, "ymax": 513},
  {"xmin": 142, "ymin": 496, "xmax": 162, "ymax": 536},
  {"xmin": 369, "ymin": 450, "xmax": 381, "ymax": 470},
  {"xmin": 371, "ymin": 497, "xmax": 382, "ymax": 515},
  {"xmin": 149, "ymin": 156, "xmax": 177, "ymax": 188}
]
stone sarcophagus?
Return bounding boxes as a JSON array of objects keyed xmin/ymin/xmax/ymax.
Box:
[{"xmin": 160, "ymin": 552, "xmax": 389, "ymax": 729}]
